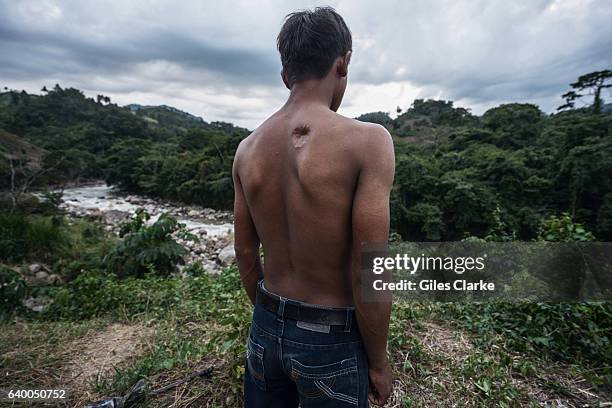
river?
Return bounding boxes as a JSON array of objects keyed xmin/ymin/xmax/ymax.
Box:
[{"xmin": 57, "ymin": 183, "xmax": 234, "ymax": 238}]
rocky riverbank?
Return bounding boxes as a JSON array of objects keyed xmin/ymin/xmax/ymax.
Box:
[{"xmin": 55, "ymin": 183, "xmax": 236, "ymax": 275}]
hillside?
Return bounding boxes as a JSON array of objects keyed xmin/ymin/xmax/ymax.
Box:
[
  {"xmin": 0, "ymin": 129, "xmax": 48, "ymax": 190},
  {"xmin": 127, "ymin": 104, "xmax": 210, "ymax": 131},
  {"xmin": 1, "ymin": 85, "xmax": 611, "ymax": 240},
  {"xmin": 1, "ymin": 83, "xmax": 611, "ymax": 407},
  {"xmin": 0, "ymin": 128, "xmax": 47, "ymax": 163}
]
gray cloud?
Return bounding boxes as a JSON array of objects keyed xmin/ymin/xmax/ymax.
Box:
[
  {"xmin": 0, "ymin": 15, "xmax": 278, "ymax": 83},
  {"xmin": 1, "ymin": 0, "xmax": 611, "ymax": 128}
]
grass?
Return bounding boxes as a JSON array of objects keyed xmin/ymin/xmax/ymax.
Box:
[{"xmin": 1, "ymin": 267, "xmax": 610, "ymax": 407}]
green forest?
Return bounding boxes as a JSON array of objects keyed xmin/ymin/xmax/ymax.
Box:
[
  {"xmin": 1, "ymin": 71, "xmax": 611, "ymax": 407},
  {"xmin": 2, "ymin": 75, "xmax": 612, "ymax": 242}
]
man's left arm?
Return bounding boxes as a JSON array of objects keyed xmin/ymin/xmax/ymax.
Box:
[{"xmin": 232, "ymin": 151, "xmax": 262, "ymax": 305}]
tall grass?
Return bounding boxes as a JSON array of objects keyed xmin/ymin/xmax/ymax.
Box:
[{"xmin": 0, "ymin": 212, "xmax": 69, "ymax": 262}]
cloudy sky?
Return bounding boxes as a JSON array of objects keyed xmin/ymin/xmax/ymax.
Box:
[{"xmin": 1, "ymin": 0, "xmax": 611, "ymax": 129}]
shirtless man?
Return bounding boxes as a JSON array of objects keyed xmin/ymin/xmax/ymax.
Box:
[{"xmin": 233, "ymin": 7, "xmax": 394, "ymax": 407}]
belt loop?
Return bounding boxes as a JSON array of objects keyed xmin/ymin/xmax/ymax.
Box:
[
  {"xmin": 344, "ymin": 309, "xmax": 352, "ymax": 332},
  {"xmin": 277, "ymin": 298, "xmax": 286, "ymax": 319},
  {"xmin": 255, "ymin": 280, "xmax": 263, "ymax": 304},
  {"xmin": 277, "ymin": 297, "xmax": 286, "ymax": 336}
]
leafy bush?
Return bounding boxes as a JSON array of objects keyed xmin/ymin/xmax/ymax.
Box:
[
  {"xmin": 43, "ymin": 266, "xmax": 248, "ymax": 323},
  {"xmin": 39, "ymin": 190, "xmax": 64, "ymax": 213},
  {"xmin": 538, "ymin": 212, "xmax": 596, "ymax": 242},
  {"xmin": 441, "ymin": 302, "xmax": 611, "ymax": 368},
  {"xmin": 118, "ymin": 208, "xmax": 149, "ymax": 237},
  {"xmin": 104, "ymin": 210, "xmax": 194, "ymax": 278},
  {"xmin": 0, "ymin": 266, "xmax": 26, "ymax": 312},
  {"xmin": 44, "ymin": 271, "xmax": 182, "ymax": 319},
  {"xmin": 182, "ymin": 261, "xmax": 207, "ymax": 277},
  {"xmin": 0, "ymin": 212, "xmax": 69, "ymax": 262}
]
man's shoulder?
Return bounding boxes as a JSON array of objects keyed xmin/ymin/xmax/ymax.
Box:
[
  {"xmin": 331, "ymin": 112, "xmax": 390, "ymax": 137},
  {"xmin": 235, "ymin": 124, "xmax": 264, "ymax": 159},
  {"xmin": 233, "ymin": 128, "xmax": 259, "ymax": 173},
  {"xmin": 333, "ymin": 116, "xmax": 394, "ymax": 171},
  {"xmin": 332, "ymin": 114, "xmax": 392, "ymax": 152}
]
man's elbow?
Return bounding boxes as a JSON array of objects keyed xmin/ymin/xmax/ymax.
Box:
[{"xmin": 234, "ymin": 243, "xmax": 259, "ymax": 262}]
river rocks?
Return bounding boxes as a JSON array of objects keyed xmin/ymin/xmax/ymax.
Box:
[
  {"xmin": 46, "ymin": 274, "xmax": 63, "ymax": 285},
  {"xmin": 218, "ymin": 242, "xmax": 236, "ymax": 266},
  {"xmin": 29, "ymin": 263, "xmax": 42, "ymax": 274},
  {"xmin": 22, "ymin": 297, "xmax": 47, "ymax": 312},
  {"xmin": 202, "ymin": 260, "xmax": 222, "ymax": 275},
  {"xmin": 88, "ymin": 208, "xmax": 104, "ymax": 219},
  {"xmin": 35, "ymin": 271, "xmax": 49, "ymax": 281},
  {"xmin": 105, "ymin": 210, "xmax": 130, "ymax": 225},
  {"xmin": 52, "ymin": 184, "xmax": 235, "ymax": 276}
]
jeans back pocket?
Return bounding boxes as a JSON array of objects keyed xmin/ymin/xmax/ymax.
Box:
[
  {"xmin": 291, "ymin": 356, "xmax": 359, "ymax": 406},
  {"xmin": 246, "ymin": 336, "xmax": 266, "ymax": 390}
]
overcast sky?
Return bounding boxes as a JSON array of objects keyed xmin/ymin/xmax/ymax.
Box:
[{"xmin": 1, "ymin": 0, "xmax": 611, "ymax": 129}]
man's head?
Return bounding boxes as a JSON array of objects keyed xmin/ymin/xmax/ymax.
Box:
[{"xmin": 277, "ymin": 7, "xmax": 352, "ymax": 111}]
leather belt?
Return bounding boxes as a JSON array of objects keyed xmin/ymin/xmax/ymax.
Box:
[{"xmin": 256, "ymin": 283, "xmax": 354, "ymax": 326}]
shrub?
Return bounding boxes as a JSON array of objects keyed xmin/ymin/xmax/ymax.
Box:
[
  {"xmin": 104, "ymin": 210, "xmax": 194, "ymax": 278},
  {"xmin": 0, "ymin": 212, "xmax": 68, "ymax": 262},
  {"xmin": 44, "ymin": 271, "xmax": 182, "ymax": 319},
  {"xmin": 182, "ymin": 261, "xmax": 207, "ymax": 277},
  {"xmin": 441, "ymin": 302, "xmax": 611, "ymax": 368},
  {"xmin": 0, "ymin": 266, "xmax": 26, "ymax": 312},
  {"xmin": 43, "ymin": 266, "xmax": 247, "ymax": 321},
  {"xmin": 538, "ymin": 213, "xmax": 596, "ymax": 242}
]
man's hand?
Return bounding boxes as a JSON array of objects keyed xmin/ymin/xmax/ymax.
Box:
[{"xmin": 368, "ymin": 360, "xmax": 393, "ymax": 406}]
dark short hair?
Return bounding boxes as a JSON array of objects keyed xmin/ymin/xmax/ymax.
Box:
[{"xmin": 277, "ymin": 7, "xmax": 352, "ymax": 87}]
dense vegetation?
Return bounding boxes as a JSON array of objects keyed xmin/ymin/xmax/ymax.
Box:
[
  {"xmin": 2, "ymin": 79, "xmax": 611, "ymax": 240},
  {"xmin": 1, "ymin": 72, "xmax": 611, "ymax": 405},
  {"xmin": 0, "ymin": 85, "xmax": 248, "ymax": 209}
]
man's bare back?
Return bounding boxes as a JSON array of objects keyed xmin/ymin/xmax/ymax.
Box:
[
  {"xmin": 233, "ymin": 103, "xmax": 390, "ymax": 306},
  {"xmin": 236, "ymin": 7, "xmax": 394, "ymax": 405}
]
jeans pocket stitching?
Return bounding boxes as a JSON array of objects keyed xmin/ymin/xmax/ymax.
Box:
[
  {"xmin": 248, "ymin": 337, "xmax": 264, "ymax": 356},
  {"xmin": 291, "ymin": 358, "xmax": 359, "ymax": 405},
  {"xmin": 246, "ymin": 337, "xmax": 266, "ymax": 389},
  {"xmin": 291, "ymin": 357, "xmax": 356, "ymax": 372},
  {"xmin": 292, "ymin": 367, "xmax": 357, "ymax": 379},
  {"xmin": 314, "ymin": 379, "xmax": 358, "ymax": 406}
]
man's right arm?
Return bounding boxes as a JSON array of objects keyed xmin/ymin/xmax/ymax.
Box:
[
  {"xmin": 232, "ymin": 142, "xmax": 263, "ymax": 305},
  {"xmin": 350, "ymin": 125, "xmax": 395, "ymax": 405}
]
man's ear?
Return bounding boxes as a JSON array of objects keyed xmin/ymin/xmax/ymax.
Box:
[
  {"xmin": 281, "ymin": 71, "xmax": 290, "ymax": 90},
  {"xmin": 337, "ymin": 51, "xmax": 352, "ymax": 77}
]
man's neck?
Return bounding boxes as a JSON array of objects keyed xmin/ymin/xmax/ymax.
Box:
[{"xmin": 284, "ymin": 79, "xmax": 335, "ymax": 110}]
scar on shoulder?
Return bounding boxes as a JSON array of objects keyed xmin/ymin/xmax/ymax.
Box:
[{"xmin": 292, "ymin": 124, "xmax": 310, "ymax": 148}]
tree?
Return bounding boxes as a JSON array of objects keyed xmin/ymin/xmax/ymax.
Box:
[
  {"xmin": 96, "ymin": 94, "xmax": 111, "ymax": 104},
  {"xmin": 5, "ymin": 151, "xmax": 64, "ymax": 213},
  {"xmin": 482, "ymin": 103, "xmax": 543, "ymax": 148},
  {"xmin": 558, "ymin": 70, "xmax": 612, "ymax": 113},
  {"xmin": 355, "ymin": 111, "xmax": 393, "ymax": 128}
]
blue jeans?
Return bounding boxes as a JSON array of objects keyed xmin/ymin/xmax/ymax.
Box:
[{"xmin": 244, "ymin": 284, "xmax": 369, "ymax": 407}]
